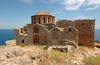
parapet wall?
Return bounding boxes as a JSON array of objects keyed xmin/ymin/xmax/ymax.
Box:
[{"xmin": 56, "ymin": 20, "xmax": 74, "ymax": 28}]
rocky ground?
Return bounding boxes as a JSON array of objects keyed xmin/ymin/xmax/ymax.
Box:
[{"xmin": 0, "ymin": 42, "xmax": 100, "ymax": 65}]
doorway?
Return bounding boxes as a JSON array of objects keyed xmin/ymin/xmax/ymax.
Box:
[{"xmin": 33, "ymin": 35, "xmax": 39, "ymax": 44}]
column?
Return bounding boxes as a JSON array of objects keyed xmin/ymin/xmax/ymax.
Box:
[
  {"xmin": 50, "ymin": 17, "xmax": 52, "ymax": 23},
  {"xmin": 48, "ymin": 17, "xmax": 50, "ymax": 23},
  {"xmin": 45, "ymin": 17, "xmax": 46, "ymax": 24},
  {"xmin": 46, "ymin": 16, "xmax": 48, "ymax": 24},
  {"xmin": 52, "ymin": 17, "xmax": 55, "ymax": 24},
  {"xmin": 40, "ymin": 16, "xmax": 43, "ymax": 24},
  {"xmin": 43, "ymin": 16, "xmax": 44, "ymax": 24}
]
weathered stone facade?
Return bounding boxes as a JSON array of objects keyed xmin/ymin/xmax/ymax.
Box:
[
  {"xmin": 14, "ymin": 24, "xmax": 47, "ymax": 45},
  {"xmin": 14, "ymin": 11, "xmax": 95, "ymax": 46},
  {"xmin": 74, "ymin": 20, "xmax": 95, "ymax": 46}
]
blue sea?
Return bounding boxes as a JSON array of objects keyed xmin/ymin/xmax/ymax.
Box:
[
  {"xmin": 0, "ymin": 29, "xmax": 14, "ymax": 45},
  {"xmin": 0, "ymin": 29, "xmax": 100, "ymax": 45}
]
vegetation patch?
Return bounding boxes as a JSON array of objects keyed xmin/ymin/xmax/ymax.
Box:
[
  {"xmin": 20, "ymin": 44, "xmax": 27, "ymax": 47},
  {"xmin": 85, "ymin": 57, "xmax": 100, "ymax": 65},
  {"xmin": 39, "ymin": 50, "xmax": 71, "ymax": 65}
]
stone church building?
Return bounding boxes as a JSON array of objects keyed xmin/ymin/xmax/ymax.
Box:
[{"xmin": 14, "ymin": 11, "xmax": 95, "ymax": 46}]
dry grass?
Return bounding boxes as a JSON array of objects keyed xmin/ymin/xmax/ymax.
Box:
[
  {"xmin": 39, "ymin": 50, "xmax": 73, "ymax": 65},
  {"xmin": 14, "ymin": 44, "xmax": 100, "ymax": 65},
  {"xmin": 20, "ymin": 44, "xmax": 47, "ymax": 51},
  {"xmin": 85, "ymin": 57, "xmax": 100, "ymax": 65},
  {"xmin": 78, "ymin": 46, "xmax": 88, "ymax": 53}
]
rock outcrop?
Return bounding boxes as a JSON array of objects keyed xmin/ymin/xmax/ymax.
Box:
[
  {"xmin": 5, "ymin": 40, "xmax": 16, "ymax": 47},
  {"xmin": 0, "ymin": 46, "xmax": 43, "ymax": 65}
]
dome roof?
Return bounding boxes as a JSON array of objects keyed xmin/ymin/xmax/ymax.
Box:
[{"xmin": 34, "ymin": 11, "xmax": 52, "ymax": 16}]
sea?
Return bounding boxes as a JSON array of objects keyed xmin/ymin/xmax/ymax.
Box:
[{"xmin": 0, "ymin": 29, "xmax": 100, "ymax": 45}]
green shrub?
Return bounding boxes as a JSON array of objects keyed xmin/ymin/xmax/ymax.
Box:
[
  {"xmin": 86, "ymin": 57, "xmax": 100, "ymax": 65},
  {"xmin": 20, "ymin": 44, "xmax": 27, "ymax": 47},
  {"xmin": 43, "ymin": 46, "xmax": 49, "ymax": 50}
]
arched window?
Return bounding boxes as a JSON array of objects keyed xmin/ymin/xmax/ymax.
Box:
[
  {"xmin": 20, "ymin": 29, "xmax": 23, "ymax": 33},
  {"xmin": 34, "ymin": 28, "xmax": 38, "ymax": 33},
  {"xmin": 33, "ymin": 26, "xmax": 39, "ymax": 33},
  {"xmin": 24, "ymin": 29, "xmax": 27, "ymax": 33},
  {"xmin": 33, "ymin": 18, "xmax": 36, "ymax": 24},
  {"xmin": 48, "ymin": 18, "xmax": 50, "ymax": 23},
  {"xmin": 43, "ymin": 18, "xmax": 45, "ymax": 23},
  {"xmin": 38, "ymin": 18, "xmax": 40, "ymax": 24}
]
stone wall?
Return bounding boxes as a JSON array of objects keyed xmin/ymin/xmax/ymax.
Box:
[
  {"xmin": 14, "ymin": 24, "xmax": 48, "ymax": 45},
  {"xmin": 44, "ymin": 23, "xmax": 55, "ymax": 30},
  {"xmin": 47, "ymin": 26, "xmax": 79, "ymax": 46},
  {"xmin": 14, "ymin": 11, "xmax": 95, "ymax": 47},
  {"xmin": 74, "ymin": 20, "xmax": 95, "ymax": 46},
  {"xmin": 56, "ymin": 20, "xmax": 74, "ymax": 28}
]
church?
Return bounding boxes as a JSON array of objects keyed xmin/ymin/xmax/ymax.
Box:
[{"xmin": 14, "ymin": 11, "xmax": 95, "ymax": 46}]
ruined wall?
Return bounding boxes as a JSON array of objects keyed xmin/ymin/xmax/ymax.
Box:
[
  {"xmin": 14, "ymin": 24, "xmax": 48, "ymax": 45},
  {"xmin": 47, "ymin": 26, "xmax": 79, "ymax": 46},
  {"xmin": 44, "ymin": 23, "xmax": 55, "ymax": 30},
  {"xmin": 74, "ymin": 20, "xmax": 95, "ymax": 46},
  {"xmin": 14, "ymin": 27, "xmax": 27, "ymax": 45},
  {"xmin": 63, "ymin": 26, "xmax": 79, "ymax": 44},
  {"xmin": 47, "ymin": 27, "xmax": 63, "ymax": 46},
  {"xmin": 56, "ymin": 20, "xmax": 74, "ymax": 28}
]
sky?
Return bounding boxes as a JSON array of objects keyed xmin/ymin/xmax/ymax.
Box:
[{"xmin": 0, "ymin": 0, "xmax": 100, "ymax": 29}]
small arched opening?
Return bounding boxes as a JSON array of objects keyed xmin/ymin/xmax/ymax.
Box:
[
  {"xmin": 33, "ymin": 26, "xmax": 39, "ymax": 33},
  {"xmin": 43, "ymin": 18, "xmax": 45, "ymax": 23},
  {"xmin": 48, "ymin": 18, "xmax": 50, "ymax": 23},
  {"xmin": 22, "ymin": 39, "xmax": 24, "ymax": 43},
  {"xmin": 68, "ymin": 28, "xmax": 72, "ymax": 32},
  {"xmin": 78, "ymin": 44, "xmax": 83, "ymax": 46},
  {"xmin": 38, "ymin": 18, "xmax": 40, "ymax": 24},
  {"xmin": 34, "ymin": 18, "xmax": 36, "ymax": 24}
]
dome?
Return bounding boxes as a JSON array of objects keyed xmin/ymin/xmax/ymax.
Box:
[{"xmin": 34, "ymin": 11, "xmax": 52, "ymax": 16}]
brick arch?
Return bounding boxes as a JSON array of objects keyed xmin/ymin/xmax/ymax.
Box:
[
  {"xmin": 33, "ymin": 35, "xmax": 40, "ymax": 44},
  {"xmin": 33, "ymin": 26, "xmax": 39, "ymax": 33}
]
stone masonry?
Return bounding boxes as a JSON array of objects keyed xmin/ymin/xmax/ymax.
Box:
[
  {"xmin": 14, "ymin": 11, "xmax": 95, "ymax": 46},
  {"xmin": 74, "ymin": 20, "xmax": 95, "ymax": 46}
]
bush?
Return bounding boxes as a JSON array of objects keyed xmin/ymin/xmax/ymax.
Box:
[
  {"xmin": 85, "ymin": 57, "xmax": 100, "ymax": 65},
  {"xmin": 20, "ymin": 44, "xmax": 27, "ymax": 47}
]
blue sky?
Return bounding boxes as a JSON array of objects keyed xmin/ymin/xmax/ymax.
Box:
[{"xmin": 0, "ymin": 0, "xmax": 100, "ymax": 29}]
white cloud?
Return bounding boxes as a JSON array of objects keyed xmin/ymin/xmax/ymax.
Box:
[
  {"xmin": 74, "ymin": 16, "xmax": 89, "ymax": 19},
  {"xmin": 74, "ymin": 16, "xmax": 95, "ymax": 19},
  {"xmin": 63, "ymin": 0, "xmax": 100, "ymax": 11},
  {"xmin": 85, "ymin": 5, "xmax": 100, "ymax": 11},
  {"xmin": 62, "ymin": 0, "xmax": 85, "ymax": 10},
  {"xmin": 20, "ymin": 0, "xmax": 33, "ymax": 3},
  {"xmin": 56, "ymin": 0, "xmax": 100, "ymax": 11},
  {"xmin": 38, "ymin": 0, "xmax": 100, "ymax": 11},
  {"xmin": 40, "ymin": 0, "xmax": 62, "ymax": 4},
  {"xmin": 19, "ymin": 0, "xmax": 100, "ymax": 11},
  {"xmin": 85, "ymin": 0, "xmax": 100, "ymax": 11},
  {"xmin": 86, "ymin": 0, "xmax": 100, "ymax": 6}
]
